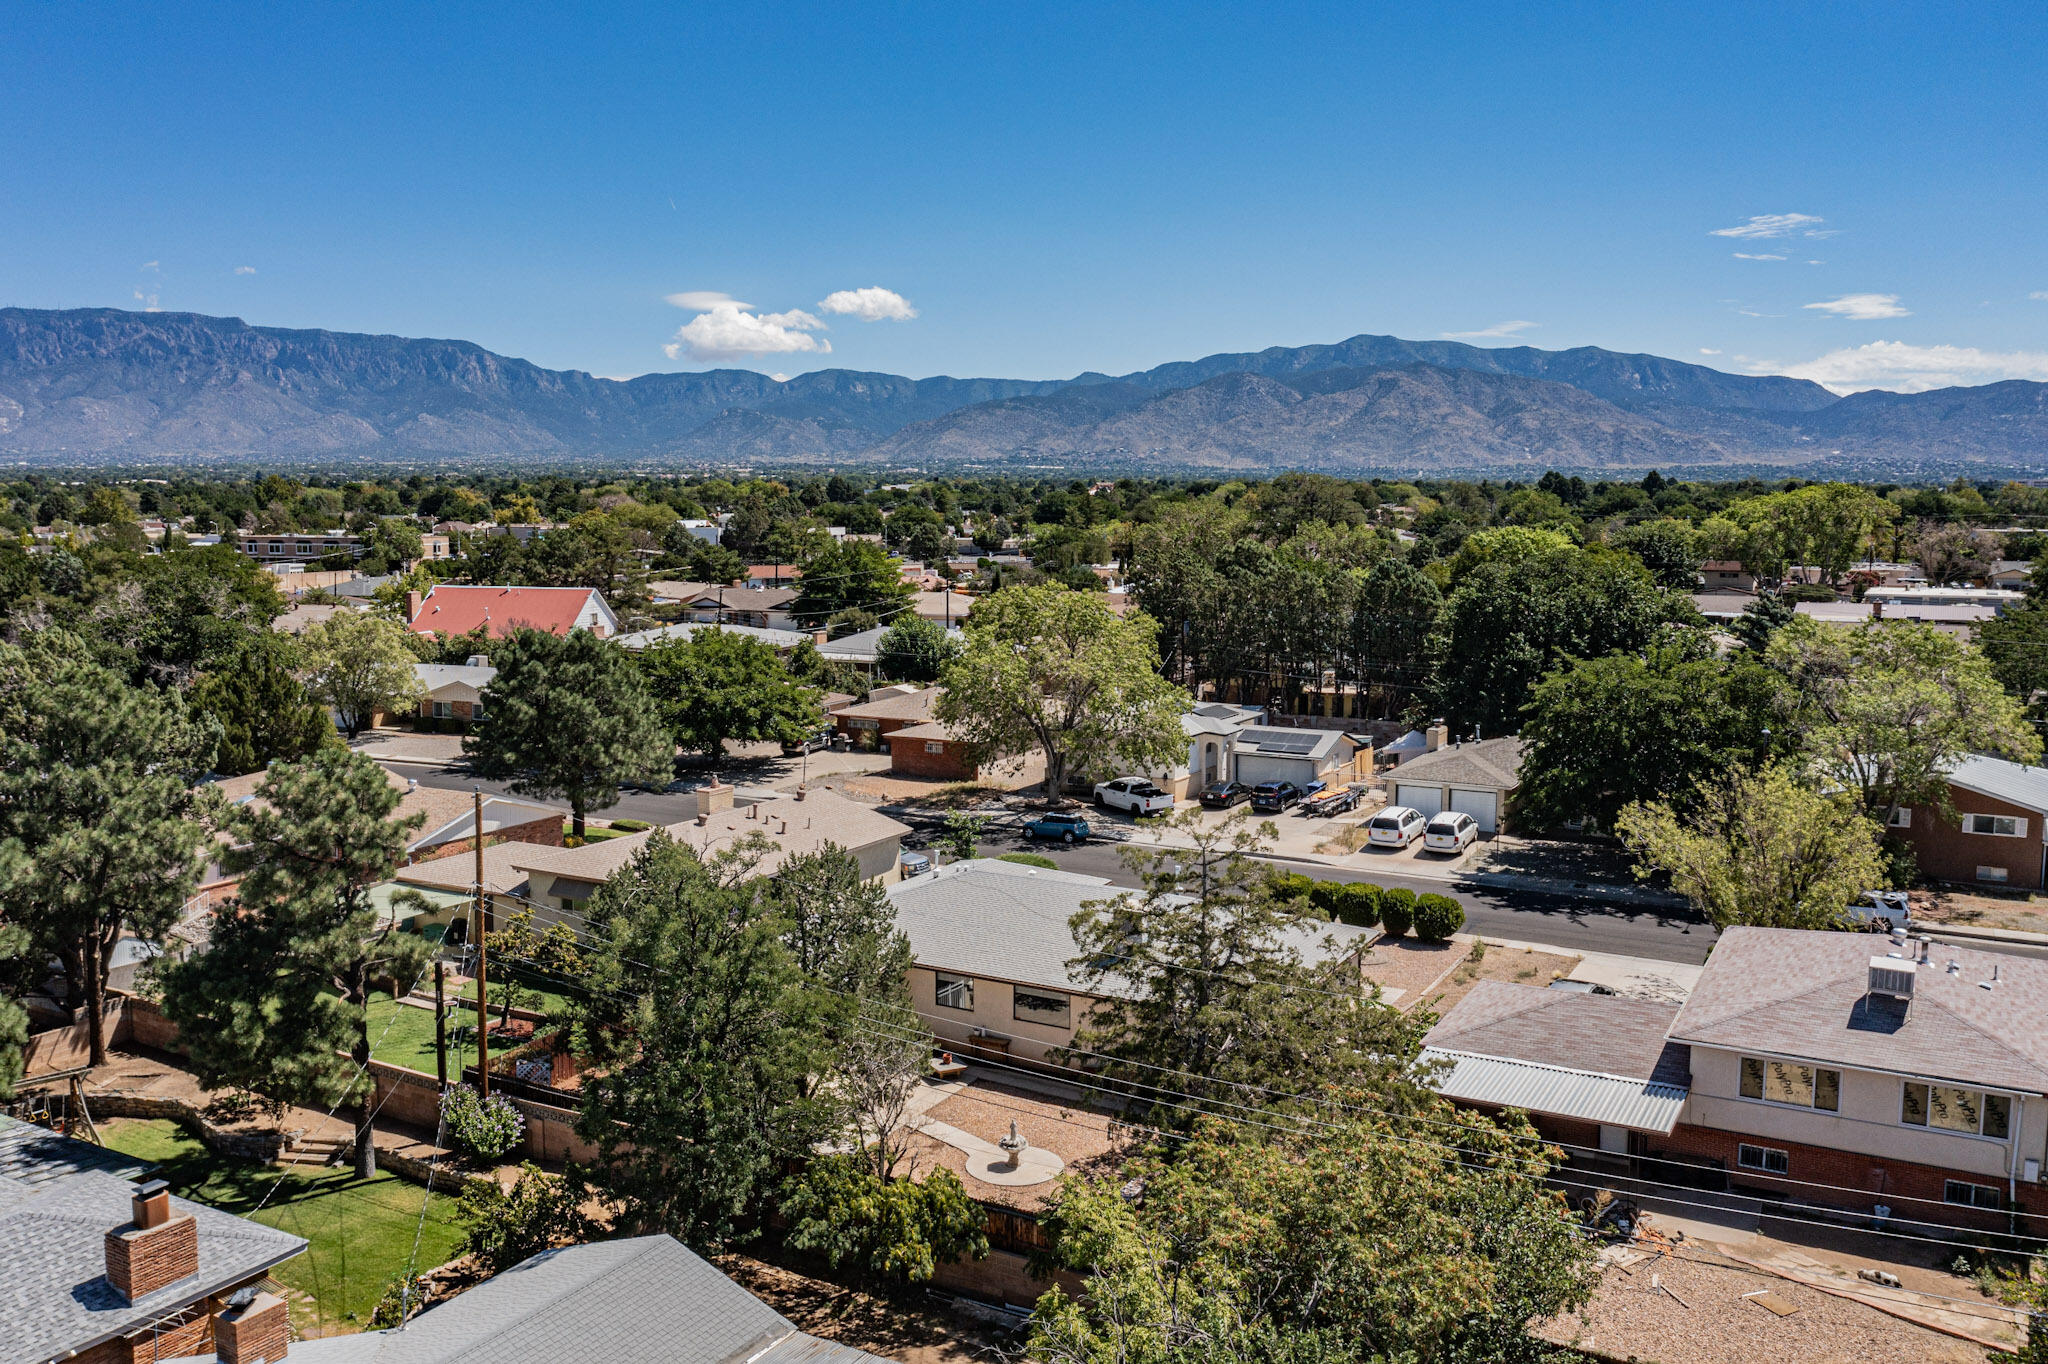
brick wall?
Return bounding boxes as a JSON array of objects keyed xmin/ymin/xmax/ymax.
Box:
[
  {"xmin": 888, "ymin": 737, "xmax": 976, "ymax": 781},
  {"xmin": 106, "ymin": 1216, "xmax": 198, "ymax": 1301},
  {"xmin": 1898, "ymin": 786, "xmax": 2045, "ymax": 889},
  {"xmin": 1654, "ymin": 1122, "xmax": 2047, "ymax": 1232},
  {"xmin": 407, "ymin": 814, "xmax": 566, "ymax": 866},
  {"xmin": 368, "ymin": 1059, "xmax": 599, "ymax": 1165},
  {"xmin": 128, "ymin": 1308, "xmax": 212, "ymax": 1363},
  {"xmin": 214, "ymin": 1291, "xmax": 289, "ymax": 1364}
]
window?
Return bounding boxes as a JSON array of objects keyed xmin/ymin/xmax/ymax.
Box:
[
  {"xmin": 925, "ymin": 741, "xmax": 945, "ymax": 754},
  {"xmin": 1013, "ymin": 988, "xmax": 1071, "ymax": 1027},
  {"xmin": 1945, "ymin": 1180, "xmax": 2003, "ymax": 1210},
  {"xmin": 1737, "ymin": 1144, "xmax": 1789, "ymax": 1174},
  {"xmin": 934, "ymin": 973, "xmax": 974, "ymax": 1011},
  {"xmin": 1977, "ymin": 866, "xmax": 2010, "ymax": 883},
  {"xmin": 1739, "ymin": 1057, "xmax": 1840, "ymax": 1111},
  {"xmin": 433, "ymin": 701, "xmax": 452, "ymax": 719},
  {"xmin": 471, "ymin": 702, "xmax": 485, "ymax": 722},
  {"xmin": 1965, "ymin": 813, "xmax": 2025, "ymax": 837},
  {"xmin": 1902, "ymin": 1083, "xmax": 2011, "ymax": 1138},
  {"xmin": 1887, "ymin": 808, "xmax": 1912, "ymax": 829}
]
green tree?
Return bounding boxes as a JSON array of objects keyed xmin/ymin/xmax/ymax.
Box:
[
  {"xmin": 781, "ymin": 1155, "xmax": 989, "ymax": 1286},
  {"xmin": 454, "ymin": 1162, "xmax": 598, "ymax": 1274},
  {"xmin": 1064, "ymin": 812, "xmax": 1423, "ymax": 1125},
  {"xmin": 164, "ymin": 748, "xmax": 431, "ymax": 1176},
  {"xmin": 762, "ymin": 844, "xmax": 913, "ymax": 1005},
  {"xmin": 1732, "ymin": 590, "xmax": 1795, "ymax": 654},
  {"xmin": 636, "ymin": 628, "xmax": 822, "ymax": 763},
  {"xmin": 1428, "ymin": 546, "xmax": 1682, "ymax": 735},
  {"xmin": 1348, "ymin": 557, "xmax": 1442, "ymax": 717},
  {"xmin": 791, "ymin": 538, "xmax": 914, "ymax": 627},
  {"xmin": 1616, "ymin": 764, "xmax": 1885, "ymax": 930},
  {"xmin": 873, "ymin": 614, "xmax": 962, "ymax": 684},
  {"xmin": 359, "ymin": 517, "xmax": 425, "ymax": 574},
  {"xmin": 0, "ymin": 637, "xmax": 214, "ymax": 1065},
  {"xmin": 1517, "ymin": 646, "xmax": 1790, "ymax": 829},
  {"xmin": 1976, "ymin": 601, "xmax": 2048, "ymax": 740},
  {"xmin": 1766, "ymin": 618, "xmax": 2042, "ymax": 824},
  {"xmin": 1026, "ymin": 1107, "xmax": 1597, "ymax": 1364},
  {"xmin": 190, "ymin": 632, "xmax": 338, "ymax": 775},
  {"xmin": 0, "ymin": 921, "xmax": 29, "ymax": 1099},
  {"xmin": 570, "ymin": 834, "xmax": 831, "ymax": 1248},
  {"xmin": 936, "ymin": 585, "xmax": 1188, "ymax": 802},
  {"xmin": 1612, "ymin": 519, "xmax": 1704, "ymax": 591},
  {"xmin": 465, "ymin": 627, "xmax": 673, "ymax": 839},
  {"xmin": 299, "ymin": 611, "xmax": 424, "ymax": 737}
]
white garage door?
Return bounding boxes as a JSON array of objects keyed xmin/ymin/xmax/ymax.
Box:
[
  {"xmin": 1236, "ymin": 756, "xmax": 1312, "ymax": 788},
  {"xmin": 1395, "ymin": 784, "xmax": 1443, "ymax": 819},
  {"xmin": 1450, "ymin": 788, "xmax": 1498, "ymax": 832}
]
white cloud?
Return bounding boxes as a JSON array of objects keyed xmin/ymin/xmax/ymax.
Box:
[
  {"xmin": 1752, "ymin": 341, "xmax": 2048, "ymax": 394},
  {"xmin": 132, "ymin": 288, "xmax": 160, "ymax": 312},
  {"xmin": 1711, "ymin": 213, "xmax": 1828, "ymax": 239},
  {"xmin": 1803, "ymin": 292, "xmax": 1910, "ymax": 321},
  {"xmin": 1699, "ymin": 348, "xmax": 1722, "ymax": 355},
  {"xmin": 141, "ymin": 259, "xmax": 160, "ymax": 270},
  {"xmin": 1441, "ymin": 320, "xmax": 1537, "ymax": 340},
  {"xmin": 1732, "ymin": 252, "xmax": 1786, "ymax": 261},
  {"xmin": 664, "ymin": 290, "xmax": 753, "ymax": 311},
  {"xmin": 817, "ymin": 286, "xmax": 918, "ymax": 322},
  {"xmin": 664, "ymin": 304, "xmax": 830, "ymax": 362},
  {"xmin": 233, "ymin": 265, "xmax": 257, "ymax": 275},
  {"xmin": 771, "ymin": 372, "xmax": 790, "ymax": 382},
  {"xmin": 2032, "ymin": 291, "xmax": 2048, "ymax": 301}
]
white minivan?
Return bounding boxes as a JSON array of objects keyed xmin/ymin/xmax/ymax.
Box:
[
  {"xmin": 1367, "ymin": 806, "xmax": 1427, "ymax": 848},
  {"xmin": 1423, "ymin": 810, "xmax": 1479, "ymax": 853}
]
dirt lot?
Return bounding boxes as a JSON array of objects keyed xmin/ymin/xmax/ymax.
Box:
[
  {"xmin": 1417, "ymin": 941, "xmax": 1583, "ymax": 1015},
  {"xmin": 721, "ymin": 1251, "xmax": 1015, "ymax": 1363},
  {"xmin": 1911, "ymin": 886, "xmax": 2048, "ymax": 935},
  {"xmin": 901, "ymin": 1078, "xmax": 1132, "ymax": 1214}
]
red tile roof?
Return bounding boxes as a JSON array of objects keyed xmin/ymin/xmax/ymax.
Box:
[{"xmin": 408, "ymin": 585, "xmax": 608, "ymax": 638}]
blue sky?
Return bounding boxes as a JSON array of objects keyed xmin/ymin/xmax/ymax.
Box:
[{"xmin": 3, "ymin": 2, "xmax": 2045, "ymax": 393}]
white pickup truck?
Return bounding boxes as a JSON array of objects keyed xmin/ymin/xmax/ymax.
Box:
[{"xmin": 1094, "ymin": 777, "xmax": 1174, "ymax": 817}]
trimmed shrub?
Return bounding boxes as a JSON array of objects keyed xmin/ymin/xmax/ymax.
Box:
[
  {"xmin": 1308, "ymin": 881, "xmax": 1345, "ymax": 919},
  {"xmin": 440, "ymin": 1082, "xmax": 525, "ymax": 1162},
  {"xmin": 1413, "ymin": 893, "xmax": 1465, "ymax": 942},
  {"xmin": 607, "ymin": 818, "xmax": 654, "ymax": 833},
  {"xmin": 1269, "ymin": 871, "xmax": 1315, "ymax": 904},
  {"xmin": 1335, "ymin": 881, "xmax": 1381, "ymax": 928},
  {"xmin": 1379, "ymin": 887, "xmax": 1417, "ymax": 938}
]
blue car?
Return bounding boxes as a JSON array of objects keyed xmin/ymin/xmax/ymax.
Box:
[{"xmin": 1023, "ymin": 812, "xmax": 1092, "ymax": 844}]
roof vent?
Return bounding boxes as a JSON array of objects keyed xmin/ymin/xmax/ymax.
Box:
[{"xmin": 1868, "ymin": 955, "xmax": 1917, "ymax": 1001}]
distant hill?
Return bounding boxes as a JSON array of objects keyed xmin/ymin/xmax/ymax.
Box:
[{"xmin": 3, "ymin": 306, "xmax": 2045, "ymax": 471}]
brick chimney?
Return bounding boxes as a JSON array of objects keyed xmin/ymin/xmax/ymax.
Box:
[
  {"xmin": 105, "ymin": 1180, "xmax": 198, "ymax": 1303},
  {"xmin": 404, "ymin": 589, "xmax": 423, "ymax": 621},
  {"xmin": 215, "ymin": 1289, "xmax": 290, "ymax": 1364},
  {"xmin": 1425, "ymin": 721, "xmax": 1449, "ymax": 753}
]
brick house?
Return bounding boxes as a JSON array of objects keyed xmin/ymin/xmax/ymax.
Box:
[
  {"xmin": 1698, "ymin": 560, "xmax": 1761, "ymax": 592},
  {"xmin": 1890, "ymin": 754, "xmax": 2048, "ymax": 890},
  {"xmin": 412, "ymin": 659, "xmax": 494, "ymax": 727},
  {"xmin": 406, "ymin": 584, "xmax": 619, "ymax": 640},
  {"xmin": 886, "ymin": 720, "xmax": 979, "ymax": 780},
  {"xmin": 0, "ymin": 1118, "xmax": 305, "ymax": 1363},
  {"xmin": 1422, "ymin": 928, "xmax": 2048, "ymax": 1233},
  {"xmin": 833, "ymin": 684, "xmax": 941, "ymax": 751}
]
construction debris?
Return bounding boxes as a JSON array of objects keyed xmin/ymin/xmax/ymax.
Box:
[{"xmin": 1742, "ymin": 1290, "xmax": 1800, "ymax": 1317}]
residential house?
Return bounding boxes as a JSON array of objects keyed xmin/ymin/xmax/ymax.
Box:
[
  {"xmin": 742, "ymin": 563, "xmax": 801, "ymax": 588},
  {"xmin": 1889, "ymin": 753, "xmax": 2048, "ymax": 890},
  {"xmin": 1154, "ymin": 701, "xmax": 1264, "ymax": 798},
  {"xmin": 890, "ymin": 859, "xmax": 1377, "ymax": 1068},
  {"xmin": 1988, "ymin": 560, "xmax": 2033, "ymax": 591},
  {"xmin": 1798, "ymin": 597, "xmax": 1993, "ymax": 640},
  {"xmin": 909, "ymin": 589, "xmax": 976, "ymax": 629},
  {"xmin": 1230, "ymin": 725, "xmax": 1362, "ymax": 792},
  {"xmin": 677, "ymin": 517, "xmax": 723, "ymax": 544},
  {"xmin": 615, "ymin": 620, "xmax": 812, "ymax": 652},
  {"xmin": 0, "ymin": 1117, "xmax": 307, "ymax": 1364},
  {"xmin": 1865, "ymin": 584, "xmax": 2023, "ymax": 612},
  {"xmin": 885, "ymin": 720, "xmax": 979, "ymax": 780},
  {"xmin": 680, "ymin": 586, "xmax": 801, "ymax": 632},
  {"xmin": 235, "ymin": 530, "xmax": 449, "ymax": 565},
  {"xmin": 405, "ymin": 584, "xmax": 619, "ymax": 640},
  {"xmin": 645, "ymin": 578, "xmax": 716, "ymax": 605},
  {"xmin": 1421, "ymin": 928, "xmax": 2048, "ymax": 1231},
  {"xmin": 1698, "ymin": 560, "xmax": 1760, "ymax": 592},
  {"xmin": 253, "ymin": 1234, "xmax": 891, "ymax": 1363},
  {"xmin": 1385, "ymin": 731, "xmax": 1524, "ymax": 833},
  {"xmin": 834, "ymin": 684, "xmax": 941, "ymax": 750},
  {"xmin": 397, "ymin": 786, "xmax": 910, "ymax": 938},
  {"xmin": 816, "ymin": 624, "xmax": 890, "ymax": 675},
  {"xmin": 412, "ymin": 659, "xmax": 494, "ymax": 726}
]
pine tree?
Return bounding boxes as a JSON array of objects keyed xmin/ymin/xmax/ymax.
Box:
[
  {"xmin": 191, "ymin": 632, "xmax": 339, "ymax": 774},
  {"xmin": 164, "ymin": 748, "xmax": 430, "ymax": 1177},
  {"xmin": 465, "ymin": 627, "xmax": 673, "ymax": 840}
]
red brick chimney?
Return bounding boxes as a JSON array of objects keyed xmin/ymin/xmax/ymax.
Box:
[
  {"xmin": 105, "ymin": 1180, "xmax": 198, "ymax": 1303},
  {"xmin": 215, "ymin": 1288, "xmax": 290, "ymax": 1364},
  {"xmin": 405, "ymin": 589, "xmax": 424, "ymax": 621}
]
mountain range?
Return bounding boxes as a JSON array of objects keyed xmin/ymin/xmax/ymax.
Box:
[{"xmin": 3, "ymin": 306, "xmax": 2046, "ymax": 473}]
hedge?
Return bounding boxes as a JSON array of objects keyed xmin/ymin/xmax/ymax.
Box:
[
  {"xmin": 1413, "ymin": 892, "xmax": 1465, "ymax": 942},
  {"xmin": 1308, "ymin": 881, "xmax": 1345, "ymax": 918},
  {"xmin": 1379, "ymin": 887, "xmax": 1417, "ymax": 938},
  {"xmin": 1335, "ymin": 881, "xmax": 1381, "ymax": 928}
]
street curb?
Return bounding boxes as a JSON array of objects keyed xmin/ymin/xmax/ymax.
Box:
[{"xmin": 1919, "ymin": 921, "xmax": 2048, "ymax": 947}]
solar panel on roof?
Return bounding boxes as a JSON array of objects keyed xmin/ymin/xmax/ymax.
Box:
[{"xmin": 1245, "ymin": 729, "xmax": 1321, "ymax": 754}]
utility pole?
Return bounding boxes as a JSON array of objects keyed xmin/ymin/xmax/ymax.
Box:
[
  {"xmin": 433, "ymin": 961, "xmax": 447, "ymax": 1089},
  {"xmin": 473, "ymin": 786, "xmax": 489, "ymax": 1099}
]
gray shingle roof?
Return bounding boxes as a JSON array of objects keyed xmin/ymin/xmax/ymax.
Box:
[
  {"xmin": 1945, "ymin": 753, "xmax": 2048, "ymax": 816},
  {"xmin": 0, "ymin": 1126, "xmax": 305, "ymax": 1363},
  {"xmin": 1386, "ymin": 737, "xmax": 1525, "ymax": 790},
  {"xmin": 1423, "ymin": 981, "xmax": 1689, "ymax": 1086},
  {"xmin": 1668, "ymin": 927, "xmax": 2048, "ymax": 1094},
  {"xmin": 270, "ymin": 1235, "xmax": 889, "ymax": 1364}
]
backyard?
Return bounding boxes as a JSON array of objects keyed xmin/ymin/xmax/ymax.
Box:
[{"xmin": 99, "ymin": 1117, "xmax": 468, "ymax": 1337}]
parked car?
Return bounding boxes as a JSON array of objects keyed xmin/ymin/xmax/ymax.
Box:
[
  {"xmin": 1847, "ymin": 889, "xmax": 1912, "ymax": 932},
  {"xmin": 1094, "ymin": 776, "xmax": 1174, "ymax": 817},
  {"xmin": 1250, "ymin": 782, "xmax": 1303, "ymax": 812},
  {"xmin": 1423, "ymin": 810, "xmax": 1479, "ymax": 853},
  {"xmin": 898, "ymin": 850, "xmax": 934, "ymax": 877},
  {"xmin": 1023, "ymin": 812, "xmax": 1093, "ymax": 843},
  {"xmin": 1199, "ymin": 781, "xmax": 1255, "ymax": 809},
  {"xmin": 1367, "ymin": 806, "xmax": 1427, "ymax": 848},
  {"xmin": 781, "ymin": 725, "xmax": 836, "ymax": 756},
  {"xmin": 1299, "ymin": 785, "xmax": 1360, "ymax": 816}
]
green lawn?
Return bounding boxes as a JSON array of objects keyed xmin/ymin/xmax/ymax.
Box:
[
  {"xmin": 100, "ymin": 1118, "xmax": 467, "ymax": 1336},
  {"xmin": 364, "ymin": 994, "xmax": 474, "ymax": 1076}
]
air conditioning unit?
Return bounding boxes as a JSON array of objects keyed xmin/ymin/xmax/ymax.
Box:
[{"xmin": 1869, "ymin": 956, "xmax": 1918, "ymax": 1000}]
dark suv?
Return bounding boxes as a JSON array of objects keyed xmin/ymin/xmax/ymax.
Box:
[
  {"xmin": 1250, "ymin": 781, "xmax": 1303, "ymax": 812},
  {"xmin": 1199, "ymin": 781, "xmax": 1255, "ymax": 809}
]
